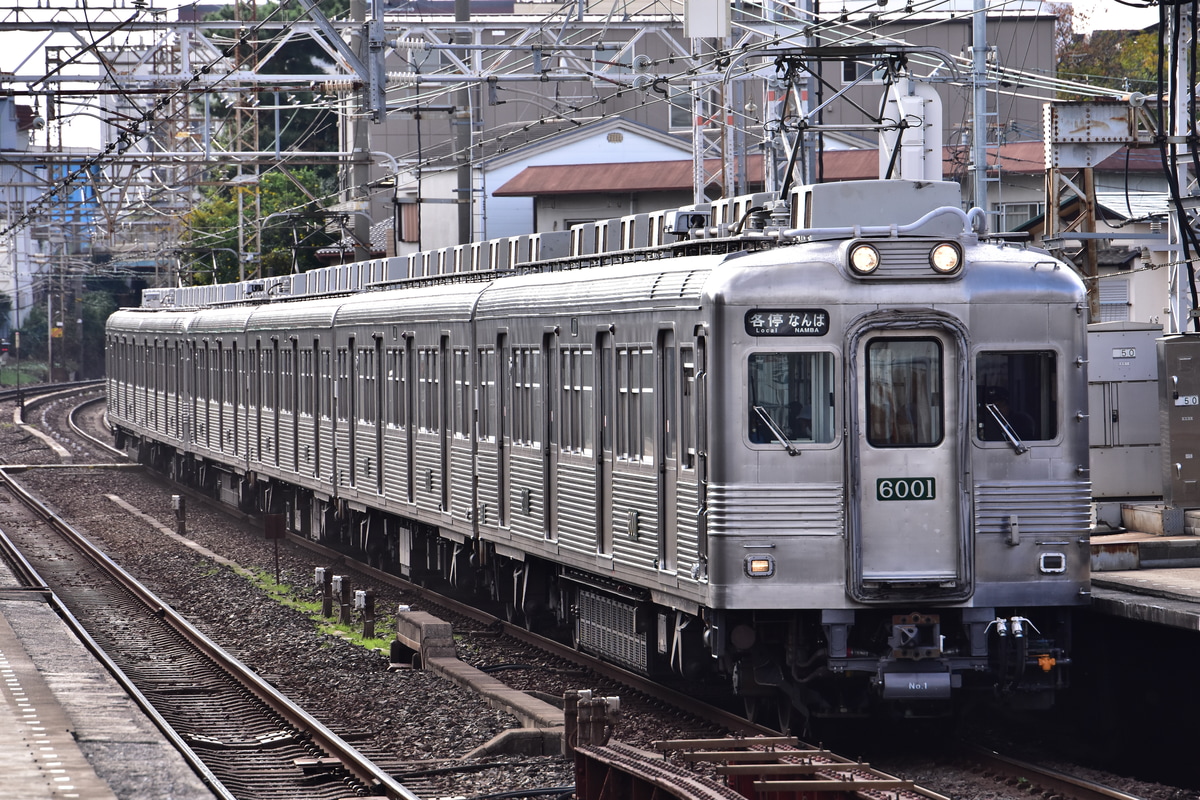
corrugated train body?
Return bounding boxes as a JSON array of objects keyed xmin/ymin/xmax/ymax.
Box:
[{"xmin": 105, "ymin": 179, "xmax": 1091, "ymax": 727}]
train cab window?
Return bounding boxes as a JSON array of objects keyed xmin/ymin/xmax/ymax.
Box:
[
  {"xmin": 865, "ymin": 338, "xmax": 942, "ymax": 447},
  {"xmin": 975, "ymin": 351, "xmax": 1058, "ymax": 442},
  {"xmin": 748, "ymin": 352, "xmax": 836, "ymax": 445}
]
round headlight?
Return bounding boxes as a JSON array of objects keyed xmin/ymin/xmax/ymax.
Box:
[
  {"xmin": 930, "ymin": 242, "xmax": 961, "ymax": 273},
  {"xmin": 849, "ymin": 243, "xmax": 880, "ymax": 274}
]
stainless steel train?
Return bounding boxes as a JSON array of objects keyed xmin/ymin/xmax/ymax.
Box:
[{"xmin": 106, "ymin": 178, "xmax": 1091, "ymax": 727}]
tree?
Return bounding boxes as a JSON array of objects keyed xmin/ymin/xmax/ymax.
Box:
[
  {"xmin": 202, "ymin": 1, "xmax": 348, "ymax": 175},
  {"xmin": 1053, "ymin": 2, "xmax": 1159, "ymax": 99},
  {"xmin": 180, "ymin": 168, "xmax": 336, "ymax": 285}
]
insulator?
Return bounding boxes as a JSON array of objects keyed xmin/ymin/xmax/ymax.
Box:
[
  {"xmin": 386, "ymin": 72, "xmax": 420, "ymax": 87},
  {"xmin": 321, "ymin": 79, "xmax": 361, "ymax": 93},
  {"xmin": 391, "ymin": 38, "xmax": 429, "ymax": 52}
]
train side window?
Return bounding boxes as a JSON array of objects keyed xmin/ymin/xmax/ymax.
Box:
[
  {"xmin": 748, "ymin": 352, "xmax": 836, "ymax": 445},
  {"xmin": 616, "ymin": 345, "xmax": 654, "ymax": 464},
  {"xmin": 477, "ymin": 346, "xmax": 495, "ymax": 442},
  {"xmin": 360, "ymin": 347, "xmax": 376, "ymax": 424},
  {"xmin": 865, "ymin": 338, "xmax": 942, "ymax": 447},
  {"xmin": 559, "ymin": 346, "xmax": 594, "ymax": 456},
  {"xmin": 319, "ymin": 349, "xmax": 332, "ymax": 420},
  {"xmin": 452, "ymin": 348, "xmax": 470, "ymax": 439},
  {"xmin": 975, "ymin": 351, "xmax": 1058, "ymax": 442},
  {"xmin": 336, "ymin": 348, "xmax": 352, "ymax": 423},
  {"xmin": 680, "ymin": 346, "xmax": 696, "ymax": 469},
  {"xmin": 298, "ymin": 349, "xmax": 313, "ymax": 417},
  {"xmin": 385, "ymin": 348, "xmax": 404, "ymax": 429},
  {"xmin": 418, "ymin": 347, "xmax": 440, "ymax": 434},
  {"xmin": 511, "ymin": 346, "xmax": 540, "ymax": 447}
]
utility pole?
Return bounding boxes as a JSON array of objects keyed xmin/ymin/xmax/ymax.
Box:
[
  {"xmin": 455, "ymin": 0, "xmax": 473, "ymax": 243},
  {"xmin": 969, "ymin": 0, "xmax": 993, "ymax": 212},
  {"xmin": 1167, "ymin": 5, "xmax": 1199, "ymax": 333},
  {"xmin": 351, "ymin": 0, "xmax": 373, "ymax": 262}
]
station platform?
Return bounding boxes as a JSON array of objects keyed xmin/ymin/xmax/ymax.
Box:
[
  {"xmin": 0, "ymin": 559, "xmax": 216, "ymax": 800},
  {"xmin": 1091, "ymin": 530, "xmax": 1200, "ymax": 631}
]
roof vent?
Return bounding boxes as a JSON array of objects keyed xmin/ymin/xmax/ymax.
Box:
[{"xmin": 607, "ymin": 132, "xmax": 624, "ymax": 143}]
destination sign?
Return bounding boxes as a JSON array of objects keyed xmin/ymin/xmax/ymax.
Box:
[{"xmin": 745, "ymin": 309, "xmax": 830, "ymax": 337}]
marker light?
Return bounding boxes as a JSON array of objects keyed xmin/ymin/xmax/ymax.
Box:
[
  {"xmin": 744, "ymin": 554, "xmax": 776, "ymax": 577},
  {"xmin": 849, "ymin": 243, "xmax": 880, "ymax": 274},
  {"xmin": 930, "ymin": 242, "xmax": 962, "ymax": 273}
]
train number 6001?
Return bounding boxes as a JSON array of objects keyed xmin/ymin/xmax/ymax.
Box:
[{"xmin": 876, "ymin": 477, "xmax": 936, "ymax": 501}]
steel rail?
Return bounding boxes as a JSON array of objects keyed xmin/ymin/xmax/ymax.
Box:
[
  {"xmin": 0, "ymin": 502, "xmax": 236, "ymax": 800},
  {"xmin": 67, "ymin": 393, "xmax": 127, "ymax": 460},
  {"xmin": 965, "ymin": 747, "xmax": 1149, "ymax": 800},
  {"xmin": 0, "ymin": 465, "xmax": 421, "ymax": 800}
]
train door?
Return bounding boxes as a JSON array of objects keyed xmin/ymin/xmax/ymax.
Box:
[
  {"xmin": 440, "ymin": 335, "xmax": 451, "ymax": 513},
  {"xmin": 404, "ymin": 336, "xmax": 415, "ymax": 504},
  {"xmin": 543, "ymin": 330, "xmax": 558, "ymax": 540},
  {"xmin": 272, "ymin": 339, "xmax": 281, "ymax": 468},
  {"xmin": 339, "ymin": 338, "xmax": 355, "ymax": 489},
  {"xmin": 319, "ymin": 346, "xmax": 332, "ymax": 483},
  {"xmin": 849, "ymin": 322, "xmax": 969, "ymax": 601},
  {"xmin": 375, "ymin": 337, "xmax": 384, "ymax": 495},
  {"xmin": 497, "ymin": 333, "xmax": 509, "ymax": 526},
  {"xmin": 290, "ymin": 340, "xmax": 300, "ymax": 473},
  {"xmin": 597, "ymin": 331, "xmax": 614, "ymax": 556},
  {"xmin": 657, "ymin": 329, "xmax": 678, "ymax": 573},
  {"xmin": 253, "ymin": 340, "xmax": 263, "ymax": 463},
  {"xmin": 312, "ymin": 341, "xmax": 323, "ymax": 479}
]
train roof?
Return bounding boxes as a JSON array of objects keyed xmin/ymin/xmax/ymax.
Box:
[{"xmin": 134, "ymin": 180, "xmax": 1008, "ymax": 315}]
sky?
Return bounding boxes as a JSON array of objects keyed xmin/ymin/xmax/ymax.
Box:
[{"xmin": 1071, "ymin": 0, "xmax": 1160, "ymax": 33}]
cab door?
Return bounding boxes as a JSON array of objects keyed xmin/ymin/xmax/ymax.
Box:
[{"xmin": 849, "ymin": 324, "xmax": 970, "ymax": 602}]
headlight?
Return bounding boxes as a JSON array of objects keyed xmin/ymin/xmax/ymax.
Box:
[
  {"xmin": 849, "ymin": 243, "xmax": 880, "ymax": 274},
  {"xmin": 930, "ymin": 242, "xmax": 962, "ymax": 273}
]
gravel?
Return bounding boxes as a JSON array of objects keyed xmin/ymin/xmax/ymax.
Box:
[{"xmin": 4, "ymin": 398, "xmax": 1198, "ymax": 800}]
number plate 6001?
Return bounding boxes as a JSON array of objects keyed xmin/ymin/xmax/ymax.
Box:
[{"xmin": 876, "ymin": 477, "xmax": 936, "ymax": 501}]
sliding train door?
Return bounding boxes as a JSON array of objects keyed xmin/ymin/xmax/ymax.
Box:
[{"xmin": 848, "ymin": 317, "xmax": 971, "ymax": 602}]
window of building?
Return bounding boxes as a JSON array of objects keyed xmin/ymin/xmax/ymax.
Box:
[{"xmin": 995, "ymin": 201, "xmax": 1044, "ymax": 231}]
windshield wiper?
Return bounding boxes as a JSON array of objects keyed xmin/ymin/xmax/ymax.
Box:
[
  {"xmin": 985, "ymin": 403, "xmax": 1028, "ymax": 454},
  {"xmin": 753, "ymin": 406, "xmax": 801, "ymax": 456}
]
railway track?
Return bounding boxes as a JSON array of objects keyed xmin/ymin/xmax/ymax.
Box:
[
  {"xmin": 9, "ymin": 384, "xmax": 1176, "ymax": 800},
  {"xmin": 960, "ymin": 748, "xmax": 1150, "ymax": 800},
  {"xmin": 0, "ymin": 463, "xmax": 417, "ymax": 800}
]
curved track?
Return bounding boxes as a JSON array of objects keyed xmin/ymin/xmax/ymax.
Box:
[
  {"xmin": 0, "ymin": 462, "xmax": 417, "ymax": 800},
  {"xmin": 24, "ymin": 384, "xmax": 1172, "ymax": 800}
]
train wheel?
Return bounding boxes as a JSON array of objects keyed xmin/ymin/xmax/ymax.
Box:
[
  {"xmin": 743, "ymin": 697, "xmax": 761, "ymax": 724},
  {"xmin": 776, "ymin": 698, "xmax": 793, "ymax": 734}
]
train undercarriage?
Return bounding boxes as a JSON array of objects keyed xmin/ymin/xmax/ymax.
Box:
[{"xmin": 140, "ymin": 443, "xmax": 1071, "ymax": 733}]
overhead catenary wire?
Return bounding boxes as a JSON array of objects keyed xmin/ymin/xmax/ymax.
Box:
[{"xmin": 1, "ymin": 0, "xmax": 1160, "ymax": 261}]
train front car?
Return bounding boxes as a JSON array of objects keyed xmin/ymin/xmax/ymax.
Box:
[{"xmin": 704, "ymin": 181, "xmax": 1090, "ymax": 725}]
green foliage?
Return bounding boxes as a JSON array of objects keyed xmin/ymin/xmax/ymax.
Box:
[
  {"xmin": 244, "ymin": 568, "xmax": 395, "ymax": 653},
  {"xmin": 1053, "ymin": 2, "xmax": 1160, "ymax": 98},
  {"xmin": 200, "ymin": 2, "xmax": 344, "ymax": 163},
  {"xmin": 16, "ymin": 289, "xmax": 116, "ymax": 378},
  {"xmin": 180, "ymin": 168, "xmax": 336, "ymax": 285}
]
